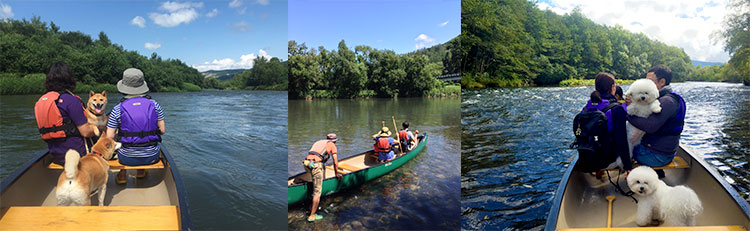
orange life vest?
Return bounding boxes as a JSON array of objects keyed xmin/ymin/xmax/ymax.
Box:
[
  {"xmin": 34, "ymin": 91, "xmax": 83, "ymax": 141},
  {"xmin": 398, "ymin": 130, "xmax": 408, "ymax": 141},
  {"xmin": 373, "ymin": 137, "xmax": 390, "ymax": 153}
]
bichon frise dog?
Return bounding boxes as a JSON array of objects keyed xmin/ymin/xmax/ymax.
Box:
[
  {"xmin": 627, "ymin": 166, "xmax": 702, "ymax": 226},
  {"xmin": 625, "ymin": 79, "xmax": 662, "ymax": 155}
]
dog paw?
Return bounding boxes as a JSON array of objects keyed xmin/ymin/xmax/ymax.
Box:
[{"xmin": 92, "ymin": 126, "xmax": 100, "ymax": 136}]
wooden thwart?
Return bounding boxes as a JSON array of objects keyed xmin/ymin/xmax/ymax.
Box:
[
  {"xmin": 607, "ymin": 156, "xmax": 689, "ymax": 171},
  {"xmin": 0, "ymin": 205, "xmax": 180, "ymax": 230},
  {"xmin": 559, "ymin": 226, "xmax": 745, "ymax": 231},
  {"xmin": 324, "ymin": 164, "xmax": 361, "ymax": 173},
  {"xmin": 48, "ymin": 159, "xmax": 164, "ymax": 170}
]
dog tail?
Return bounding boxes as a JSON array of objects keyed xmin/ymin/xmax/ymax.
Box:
[{"xmin": 64, "ymin": 149, "xmax": 80, "ymax": 179}]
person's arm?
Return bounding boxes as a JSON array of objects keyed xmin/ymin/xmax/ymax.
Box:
[
  {"xmin": 105, "ymin": 104, "xmax": 121, "ymax": 140},
  {"xmin": 330, "ymin": 144, "xmax": 341, "ymax": 179},
  {"xmin": 627, "ymin": 96, "xmax": 677, "ymax": 133},
  {"xmin": 157, "ymin": 120, "xmax": 165, "ymax": 134},
  {"xmin": 612, "ymin": 106, "xmax": 632, "ymax": 170},
  {"xmin": 154, "ymin": 101, "xmax": 166, "ymax": 134}
]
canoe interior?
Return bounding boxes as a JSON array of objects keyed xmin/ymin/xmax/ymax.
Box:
[
  {"xmin": 0, "ymin": 152, "xmax": 179, "ymax": 208},
  {"xmin": 552, "ymin": 146, "xmax": 750, "ymax": 230}
]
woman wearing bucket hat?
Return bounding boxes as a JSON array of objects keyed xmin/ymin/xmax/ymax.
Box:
[
  {"xmin": 372, "ymin": 127, "xmax": 396, "ymax": 163},
  {"xmin": 105, "ymin": 68, "xmax": 166, "ymax": 184},
  {"xmin": 34, "ymin": 62, "xmax": 99, "ymax": 164},
  {"xmin": 303, "ymin": 133, "xmax": 342, "ymax": 222}
]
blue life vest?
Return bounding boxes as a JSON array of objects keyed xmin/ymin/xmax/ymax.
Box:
[
  {"xmin": 118, "ymin": 96, "xmax": 161, "ymax": 147},
  {"xmin": 654, "ymin": 91, "xmax": 686, "ymax": 136}
]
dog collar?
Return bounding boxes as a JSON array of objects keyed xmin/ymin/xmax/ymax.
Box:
[{"xmin": 92, "ymin": 151, "xmax": 104, "ymax": 158}]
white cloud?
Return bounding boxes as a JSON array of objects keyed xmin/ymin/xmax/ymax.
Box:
[
  {"xmin": 256, "ymin": 0, "xmax": 269, "ymax": 6},
  {"xmin": 536, "ymin": 0, "xmax": 731, "ymax": 62},
  {"xmin": 145, "ymin": 42, "xmax": 162, "ymax": 50},
  {"xmin": 439, "ymin": 20, "xmax": 449, "ymax": 27},
  {"xmin": 229, "ymin": 0, "xmax": 242, "ymax": 8},
  {"xmin": 206, "ymin": 8, "xmax": 219, "ymax": 18},
  {"xmin": 1, "ymin": 3, "xmax": 13, "ymax": 19},
  {"xmin": 231, "ymin": 21, "xmax": 252, "ymax": 33},
  {"xmin": 192, "ymin": 49, "xmax": 273, "ymax": 71},
  {"xmin": 414, "ymin": 33, "xmax": 437, "ymax": 49},
  {"xmin": 131, "ymin": 16, "xmax": 146, "ymax": 28},
  {"xmin": 149, "ymin": 1, "xmax": 203, "ymax": 27}
]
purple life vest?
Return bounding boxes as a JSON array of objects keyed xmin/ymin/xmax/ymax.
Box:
[
  {"xmin": 582, "ymin": 99, "xmax": 618, "ymax": 132},
  {"xmin": 654, "ymin": 91, "xmax": 686, "ymax": 136},
  {"xmin": 118, "ymin": 97, "xmax": 161, "ymax": 147}
]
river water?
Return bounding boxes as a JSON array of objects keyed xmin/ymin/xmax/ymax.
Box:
[
  {"xmin": 287, "ymin": 97, "xmax": 461, "ymax": 230},
  {"xmin": 461, "ymin": 82, "xmax": 750, "ymax": 230},
  {"xmin": 0, "ymin": 90, "xmax": 288, "ymax": 230}
]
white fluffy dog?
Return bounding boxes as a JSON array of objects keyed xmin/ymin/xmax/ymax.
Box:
[
  {"xmin": 627, "ymin": 166, "xmax": 703, "ymax": 226},
  {"xmin": 625, "ymin": 79, "xmax": 662, "ymax": 155}
]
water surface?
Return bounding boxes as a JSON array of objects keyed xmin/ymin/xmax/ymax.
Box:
[
  {"xmin": 0, "ymin": 90, "xmax": 288, "ymax": 230},
  {"xmin": 288, "ymin": 97, "xmax": 461, "ymax": 230},
  {"xmin": 461, "ymin": 82, "xmax": 750, "ymax": 230}
]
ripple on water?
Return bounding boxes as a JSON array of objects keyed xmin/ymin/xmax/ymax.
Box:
[{"xmin": 461, "ymin": 82, "xmax": 750, "ymax": 230}]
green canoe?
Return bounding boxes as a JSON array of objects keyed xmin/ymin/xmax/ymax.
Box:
[{"xmin": 288, "ymin": 133, "xmax": 428, "ymax": 205}]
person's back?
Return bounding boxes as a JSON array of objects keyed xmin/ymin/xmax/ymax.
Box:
[{"xmin": 109, "ymin": 95, "xmax": 164, "ymax": 164}]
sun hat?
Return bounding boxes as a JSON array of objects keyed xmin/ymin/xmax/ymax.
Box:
[
  {"xmin": 326, "ymin": 133, "xmax": 338, "ymax": 142},
  {"xmin": 117, "ymin": 68, "xmax": 149, "ymax": 95},
  {"xmin": 372, "ymin": 127, "xmax": 391, "ymax": 138}
]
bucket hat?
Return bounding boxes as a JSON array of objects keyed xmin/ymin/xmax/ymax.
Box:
[{"xmin": 117, "ymin": 68, "xmax": 149, "ymax": 95}]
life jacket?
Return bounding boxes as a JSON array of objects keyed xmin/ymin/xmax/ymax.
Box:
[
  {"xmin": 34, "ymin": 91, "xmax": 84, "ymax": 141},
  {"xmin": 653, "ymin": 91, "xmax": 686, "ymax": 136},
  {"xmin": 308, "ymin": 140, "xmax": 331, "ymax": 163},
  {"xmin": 398, "ymin": 130, "xmax": 409, "ymax": 143},
  {"xmin": 571, "ymin": 98, "xmax": 622, "ymax": 172},
  {"xmin": 373, "ymin": 137, "xmax": 390, "ymax": 153},
  {"xmin": 117, "ymin": 96, "xmax": 161, "ymax": 147}
]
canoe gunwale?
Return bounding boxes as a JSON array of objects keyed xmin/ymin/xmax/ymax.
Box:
[
  {"xmin": 0, "ymin": 144, "xmax": 193, "ymax": 231},
  {"xmin": 544, "ymin": 145, "xmax": 750, "ymax": 230}
]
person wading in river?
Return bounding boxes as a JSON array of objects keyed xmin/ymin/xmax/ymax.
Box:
[{"xmin": 303, "ymin": 133, "xmax": 341, "ymax": 222}]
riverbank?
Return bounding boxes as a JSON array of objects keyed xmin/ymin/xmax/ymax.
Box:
[
  {"xmin": 0, "ymin": 73, "xmax": 203, "ymax": 95},
  {"xmin": 558, "ymin": 78, "xmax": 635, "ymax": 87},
  {"xmin": 302, "ymin": 84, "xmax": 460, "ymax": 99}
]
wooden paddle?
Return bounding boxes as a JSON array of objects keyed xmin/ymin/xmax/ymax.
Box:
[
  {"xmin": 392, "ymin": 116, "xmax": 403, "ymax": 154},
  {"xmin": 606, "ymin": 195, "xmax": 615, "ymax": 228}
]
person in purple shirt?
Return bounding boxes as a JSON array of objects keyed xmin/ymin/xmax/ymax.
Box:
[
  {"xmin": 626, "ymin": 65, "xmax": 686, "ymax": 178},
  {"xmin": 38, "ymin": 62, "xmax": 98, "ymax": 164}
]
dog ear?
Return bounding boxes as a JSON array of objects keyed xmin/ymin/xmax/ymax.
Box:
[
  {"xmin": 89, "ymin": 90, "xmax": 94, "ymax": 97},
  {"xmin": 102, "ymin": 91, "xmax": 106, "ymax": 97}
]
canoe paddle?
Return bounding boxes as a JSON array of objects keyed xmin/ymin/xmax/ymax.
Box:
[
  {"xmin": 392, "ymin": 116, "xmax": 404, "ymax": 154},
  {"xmin": 606, "ymin": 195, "xmax": 615, "ymax": 228}
]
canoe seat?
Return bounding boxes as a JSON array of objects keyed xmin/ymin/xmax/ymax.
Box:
[
  {"xmin": 337, "ymin": 163, "xmax": 361, "ymax": 172},
  {"xmin": 559, "ymin": 225, "xmax": 745, "ymax": 231},
  {"xmin": 48, "ymin": 159, "xmax": 165, "ymax": 170},
  {"xmin": 607, "ymin": 156, "xmax": 689, "ymax": 171},
  {"xmin": 0, "ymin": 206, "xmax": 180, "ymax": 230},
  {"xmin": 325, "ymin": 165, "xmax": 351, "ymax": 173}
]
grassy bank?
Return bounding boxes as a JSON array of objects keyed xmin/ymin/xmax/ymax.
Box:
[
  {"xmin": 299, "ymin": 84, "xmax": 460, "ymax": 99},
  {"xmin": 559, "ymin": 78, "xmax": 636, "ymax": 87},
  {"xmin": 461, "ymin": 73, "xmax": 532, "ymax": 89},
  {"xmin": 1, "ymin": 73, "xmax": 203, "ymax": 95}
]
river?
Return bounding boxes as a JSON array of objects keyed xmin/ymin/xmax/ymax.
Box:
[
  {"xmin": 0, "ymin": 90, "xmax": 288, "ymax": 230},
  {"xmin": 461, "ymin": 82, "xmax": 750, "ymax": 230},
  {"xmin": 287, "ymin": 97, "xmax": 461, "ymax": 230}
]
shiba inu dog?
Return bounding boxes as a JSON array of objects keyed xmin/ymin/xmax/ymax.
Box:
[
  {"xmin": 56, "ymin": 134, "xmax": 120, "ymax": 206},
  {"xmin": 86, "ymin": 91, "xmax": 108, "ymax": 133}
]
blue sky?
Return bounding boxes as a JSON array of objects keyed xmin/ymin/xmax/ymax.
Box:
[
  {"xmin": 289, "ymin": 0, "xmax": 460, "ymax": 54},
  {"xmin": 537, "ymin": 0, "xmax": 730, "ymax": 63},
  {"xmin": 1, "ymin": 0, "xmax": 288, "ymax": 71}
]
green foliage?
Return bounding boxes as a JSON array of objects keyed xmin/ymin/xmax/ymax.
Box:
[
  {"xmin": 0, "ymin": 73, "xmax": 46, "ymax": 95},
  {"xmin": 0, "ymin": 17, "xmax": 203, "ymax": 95},
  {"xmin": 459, "ymin": 0, "xmax": 697, "ymax": 88},
  {"xmin": 427, "ymin": 84, "xmax": 461, "ymax": 97},
  {"xmin": 73, "ymin": 83, "xmax": 117, "ymax": 94},
  {"xmin": 288, "ymin": 40, "xmax": 449, "ymax": 99},
  {"xmin": 559, "ymin": 77, "xmax": 634, "ymax": 87},
  {"xmin": 229, "ymin": 57, "xmax": 288, "ymax": 90},
  {"xmin": 181, "ymin": 82, "xmax": 202, "ymax": 92}
]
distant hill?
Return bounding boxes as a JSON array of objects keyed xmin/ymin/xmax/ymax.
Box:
[
  {"xmin": 201, "ymin": 69, "xmax": 249, "ymax": 81},
  {"xmin": 406, "ymin": 41, "xmax": 449, "ymax": 64},
  {"xmin": 692, "ymin": 60, "xmax": 723, "ymax": 67}
]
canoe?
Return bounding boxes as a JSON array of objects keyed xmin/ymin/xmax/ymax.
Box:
[
  {"xmin": 546, "ymin": 145, "xmax": 750, "ymax": 230},
  {"xmin": 288, "ymin": 133, "xmax": 428, "ymax": 205},
  {"xmin": 0, "ymin": 145, "xmax": 191, "ymax": 230}
]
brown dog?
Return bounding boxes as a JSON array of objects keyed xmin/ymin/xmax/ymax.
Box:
[
  {"xmin": 56, "ymin": 134, "xmax": 120, "ymax": 206},
  {"xmin": 85, "ymin": 90, "xmax": 108, "ymax": 133}
]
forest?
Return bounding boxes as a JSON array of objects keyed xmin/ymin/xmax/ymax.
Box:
[
  {"xmin": 459, "ymin": 0, "xmax": 749, "ymax": 88},
  {"xmin": 288, "ymin": 40, "xmax": 460, "ymax": 99},
  {"xmin": 0, "ymin": 17, "xmax": 288, "ymax": 95}
]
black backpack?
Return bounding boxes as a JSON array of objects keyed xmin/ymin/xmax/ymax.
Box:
[{"xmin": 570, "ymin": 103, "xmax": 620, "ymax": 172}]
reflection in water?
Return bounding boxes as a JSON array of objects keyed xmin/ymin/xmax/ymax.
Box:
[
  {"xmin": 288, "ymin": 98, "xmax": 461, "ymax": 230},
  {"xmin": 461, "ymin": 82, "xmax": 750, "ymax": 230},
  {"xmin": 0, "ymin": 90, "xmax": 288, "ymax": 230}
]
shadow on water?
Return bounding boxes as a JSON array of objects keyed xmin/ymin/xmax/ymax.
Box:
[
  {"xmin": 288, "ymin": 97, "xmax": 461, "ymax": 230},
  {"xmin": 0, "ymin": 90, "xmax": 288, "ymax": 230},
  {"xmin": 461, "ymin": 82, "xmax": 750, "ymax": 230}
]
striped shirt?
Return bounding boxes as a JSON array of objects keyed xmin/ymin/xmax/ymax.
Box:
[{"xmin": 107, "ymin": 98, "xmax": 164, "ymax": 158}]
